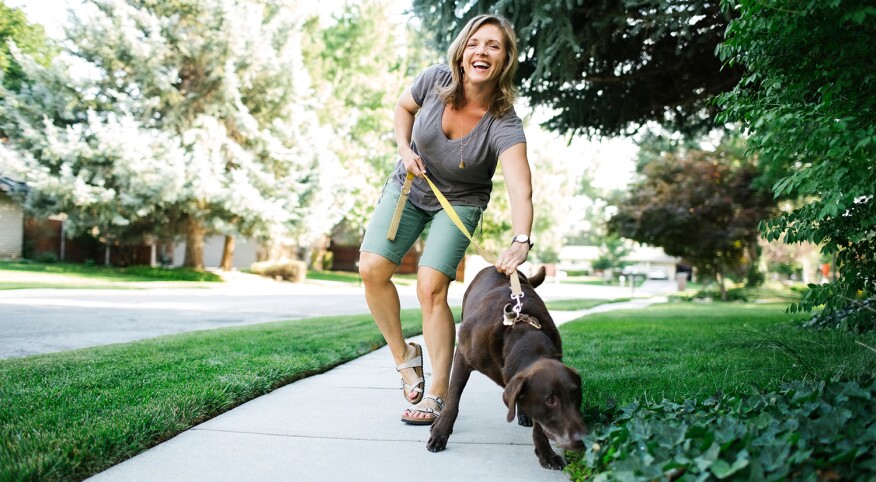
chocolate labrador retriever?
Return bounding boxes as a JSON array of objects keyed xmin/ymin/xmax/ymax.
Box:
[{"xmin": 426, "ymin": 266, "xmax": 588, "ymax": 469}]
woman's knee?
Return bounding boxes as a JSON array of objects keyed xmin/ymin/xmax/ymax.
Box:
[
  {"xmin": 416, "ymin": 270, "xmax": 450, "ymax": 308},
  {"xmin": 359, "ymin": 253, "xmax": 394, "ymax": 285}
]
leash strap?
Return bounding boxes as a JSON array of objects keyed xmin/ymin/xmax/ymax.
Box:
[
  {"xmin": 384, "ymin": 172, "xmax": 524, "ymax": 299},
  {"xmin": 386, "ymin": 173, "xmax": 415, "ymax": 241}
]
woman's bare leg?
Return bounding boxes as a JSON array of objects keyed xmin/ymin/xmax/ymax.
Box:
[
  {"xmin": 359, "ymin": 252, "xmax": 421, "ymax": 401},
  {"xmin": 404, "ymin": 266, "xmax": 454, "ymax": 420}
]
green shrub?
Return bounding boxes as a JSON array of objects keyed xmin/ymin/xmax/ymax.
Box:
[
  {"xmin": 122, "ymin": 266, "xmax": 222, "ymax": 282},
  {"xmin": 670, "ymin": 287, "xmax": 750, "ymax": 303},
  {"xmin": 250, "ymin": 260, "xmax": 307, "ymax": 282},
  {"xmin": 34, "ymin": 252, "xmax": 58, "ymax": 263},
  {"xmin": 567, "ymin": 380, "xmax": 876, "ymax": 481},
  {"xmin": 803, "ymin": 298, "xmax": 876, "ymax": 333}
]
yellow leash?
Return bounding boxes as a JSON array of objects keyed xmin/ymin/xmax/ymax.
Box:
[{"xmin": 386, "ymin": 172, "xmax": 524, "ymax": 300}]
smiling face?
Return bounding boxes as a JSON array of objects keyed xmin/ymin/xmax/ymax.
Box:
[{"xmin": 461, "ymin": 23, "xmax": 507, "ymax": 88}]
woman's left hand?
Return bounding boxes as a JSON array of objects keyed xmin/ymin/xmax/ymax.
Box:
[{"xmin": 495, "ymin": 242, "xmax": 529, "ymax": 276}]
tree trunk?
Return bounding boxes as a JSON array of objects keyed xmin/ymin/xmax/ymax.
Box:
[
  {"xmin": 717, "ymin": 265, "xmax": 727, "ymax": 301},
  {"xmin": 220, "ymin": 235, "xmax": 235, "ymax": 271},
  {"xmin": 184, "ymin": 217, "xmax": 206, "ymax": 270}
]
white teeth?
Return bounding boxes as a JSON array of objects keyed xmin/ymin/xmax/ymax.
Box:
[{"xmin": 473, "ymin": 61, "xmax": 489, "ymax": 68}]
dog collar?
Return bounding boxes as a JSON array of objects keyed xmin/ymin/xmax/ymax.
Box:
[{"xmin": 502, "ymin": 305, "xmax": 542, "ymax": 330}]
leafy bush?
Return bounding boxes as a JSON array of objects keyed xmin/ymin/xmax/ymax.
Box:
[
  {"xmin": 718, "ymin": 1, "xmax": 876, "ymax": 313},
  {"xmin": 567, "ymin": 381, "xmax": 876, "ymax": 481},
  {"xmin": 670, "ymin": 288, "xmax": 750, "ymax": 303},
  {"xmin": 250, "ymin": 260, "xmax": 306, "ymax": 282},
  {"xmin": 803, "ymin": 298, "xmax": 876, "ymax": 334},
  {"xmin": 34, "ymin": 252, "xmax": 58, "ymax": 263},
  {"xmin": 121, "ymin": 266, "xmax": 222, "ymax": 282}
]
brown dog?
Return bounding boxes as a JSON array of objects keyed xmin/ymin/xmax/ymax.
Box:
[{"xmin": 426, "ymin": 266, "xmax": 588, "ymax": 469}]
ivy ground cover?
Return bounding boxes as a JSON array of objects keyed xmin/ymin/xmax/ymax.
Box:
[{"xmin": 561, "ymin": 303, "xmax": 876, "ymax": 480}]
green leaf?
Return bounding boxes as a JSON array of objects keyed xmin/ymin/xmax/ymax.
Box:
[{"xmin": 710, "ymin": 451, "xmax": 750, "ymax": 479}]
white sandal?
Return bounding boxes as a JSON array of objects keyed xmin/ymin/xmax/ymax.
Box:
[
  {"xmin": 396, "ymin": 342, "xmax": 424, "ymax": 404},
  {"xmin": 401, "ymin": 394, "xmax": 444, "ymax": 425}
]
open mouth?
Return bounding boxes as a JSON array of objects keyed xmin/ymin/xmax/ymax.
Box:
[{"xmin": 472, "ymin": 61, "xmax": 490, "ymax": 72}]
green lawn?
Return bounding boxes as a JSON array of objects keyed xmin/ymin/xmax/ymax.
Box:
[
  {"xmin": 0, "ymin": 281, "xmax": 144, "ymax": 290},
  {"xmin": 0, "ymin": 261, "xmax": 222, "ymax": 283},
  {"xmin": 0, "ymin": 308, "xmax": 438, "ymax": 481},
  {"xmin": 559, "ymin": 303, "xmax": 876, "ymax": 480},
  {"xmin": 561, "ymin": 303, "xmax": 874, "ymax": 406},
  {"xmin": 546, "ymin": 298, "xmax": 631, "ymax": 311}
]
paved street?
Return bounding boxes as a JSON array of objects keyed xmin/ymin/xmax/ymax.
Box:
[{"xmin": 0, "ymin": 269, "xmax": 675, "ymax": 359}]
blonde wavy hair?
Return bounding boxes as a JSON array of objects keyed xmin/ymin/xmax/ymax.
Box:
[{"xmin": 437, "ymin": 14, "xmax": 519, "ymax": 118}]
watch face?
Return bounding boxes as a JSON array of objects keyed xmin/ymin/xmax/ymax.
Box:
[{"xmin": 515, "ymin": 235, "xmax": 529, "ymax": 243}]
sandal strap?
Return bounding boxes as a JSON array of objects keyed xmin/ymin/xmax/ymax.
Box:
[
  {"xmin": 396, "ymin": 357, "xmax": 422, "ymax": 370},
  {"xmin": 422, "ymin": 394, "xmax": 444, "ymax": 410},
  {"xmin": 406, "ymin": 394, "xmax": 444, "ymax": 415},
  {"xmin": 401, "ymin": 378, "xmax": 424, "ymax": 393}
]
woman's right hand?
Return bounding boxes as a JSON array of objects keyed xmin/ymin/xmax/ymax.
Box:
[{"xmin": 401, "ymin": 148, "xmax": 427, "ymax": 178}]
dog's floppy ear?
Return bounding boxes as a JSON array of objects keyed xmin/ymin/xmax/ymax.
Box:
[
  {"xmin": 565, "ymin": 365, "xmax": 584, "ymax": 405},
  {"xmin": 528, "ymin": 266, "xmax": 546, "ymax": 288},
  {"xmin": 565, "ymin": 365, "xmax": 582, "ymax": 386},
  {"xmin": 503, "ymin": 374, "xmax": 527, "ymax": 423}
]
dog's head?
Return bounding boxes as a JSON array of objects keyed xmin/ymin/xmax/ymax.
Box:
[{"xmin": 502, "ymin": 359, "xmax": 588, "ymax": 451}]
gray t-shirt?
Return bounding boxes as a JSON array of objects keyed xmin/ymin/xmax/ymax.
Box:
[{"xmin": 389, "ymin": 64, "xmax": 527, "ymax": 211}]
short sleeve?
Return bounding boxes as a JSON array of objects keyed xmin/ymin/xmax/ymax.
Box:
[
  {"xmin": 492, "ymin": 110, "xmax": 527, "ymax": 157},
  {"xmin": 410, "ymin": 64, "xmax": 451, "ymax": 106}
]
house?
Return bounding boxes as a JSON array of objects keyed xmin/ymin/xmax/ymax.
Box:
[
  {"xmin": 558, "ymin": 244, "xmax": 680, "ymax": 279},
  {"xmin": 0, "ymin": 176, "xmax": 28, "ymax": 259},
  {"xmin": 557, "ymin": 245, "xmax": 601, "ymax": 273},
  {"xmin": 171, "ymin": 235, "xmax": 260, "ymax": 269},
  {"xmin": 622, "ymin": 245, "xmax": 680, "ymax": 279}
]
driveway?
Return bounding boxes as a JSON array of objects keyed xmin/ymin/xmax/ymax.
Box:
[{"xmin": 0, "ymin": 272, "xmax": 677, "ymax": 360}]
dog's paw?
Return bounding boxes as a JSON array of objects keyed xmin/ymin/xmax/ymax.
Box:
[
  {"xmin": 426, "ymin": 432, "xmax": 449, "ymax": 453},
  {"xmin": 517, "ymin": 412, "xmax": 533, "ymax": 427},
  {"xmin": 535, "ymin": 448, "xmax": 566, "ymax": 470}
]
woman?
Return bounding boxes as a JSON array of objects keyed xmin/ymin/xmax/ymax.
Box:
[{"xmin": 358, "ymin": 14, "xmax": 533, "ymax": 425}]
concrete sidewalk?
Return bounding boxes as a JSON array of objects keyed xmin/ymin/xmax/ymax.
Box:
[{"xmin": 88, "ymin": 298, "xmax": 667, "ymax": 482}]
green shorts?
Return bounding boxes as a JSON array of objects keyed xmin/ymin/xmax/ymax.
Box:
[{"xmin": 360, "ymin": 182, "xmax": 482, "ymax": 280}]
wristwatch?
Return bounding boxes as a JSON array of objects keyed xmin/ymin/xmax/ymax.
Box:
[{"xmin": 512, "ymin": 234, "xmax": 534, "ymax": 249}]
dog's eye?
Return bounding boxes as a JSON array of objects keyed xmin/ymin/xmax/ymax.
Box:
[{"xmin": 545, "ymin": 395, "xmax": 557, "ymax": 407}]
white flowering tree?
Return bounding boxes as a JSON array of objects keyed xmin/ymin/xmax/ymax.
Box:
[
  {"xmin": 304, "ymin": 1, "xmax": 434, "ymax": 237},
  {"xmin": 0, "ymin": 0, "xmax": 344, "ymax": 269}
]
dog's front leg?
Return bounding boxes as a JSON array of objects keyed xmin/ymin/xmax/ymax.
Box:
[
  {"xmin": 427, "ymin": 349, "xmax": 472, "ymax": 453},
  {"xmin": 532, "ymin": 422, "xmax": 565, "ymax": 470},
  {"xmin": 516, "ymin": 406, "xmax": 533, "ymax": 427}
]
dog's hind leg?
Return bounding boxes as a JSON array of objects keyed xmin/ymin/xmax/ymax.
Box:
[
  {"xmin": 427, "ymin": 349, "xmax": 472, "ymax": 453},
  {"xmin": 516, "ymin": 406, "xmax": 533, "ymax": 427}
]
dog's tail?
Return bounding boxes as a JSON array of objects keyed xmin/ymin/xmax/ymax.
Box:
[{"xmin": 527, "ymin": 266, "xmax": 546, "ymax": 288}]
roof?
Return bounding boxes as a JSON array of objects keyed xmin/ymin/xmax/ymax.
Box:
[
  {"xmin": 0, "ymin": 176, "xmax": 29, "ymax": 194},
  {"xmin": 558, "ymin": 245, "xmax": 601, "ymax": 261},
  {"xmin": 625, "ymin": 245, "xmax": 679, "ymax": 263},
  {"xmin": 559, "ymin": 244, "xmax": 679, "ymax": 263}
]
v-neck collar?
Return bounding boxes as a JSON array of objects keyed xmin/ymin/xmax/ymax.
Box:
[{"xmin": 440, "ymin": 104, "xmax": 489, "ymax": 142}]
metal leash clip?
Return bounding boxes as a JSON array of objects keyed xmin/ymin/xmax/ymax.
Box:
[{"xmin": 502, "ymin": 302, "xmax": 517, "ymax": 326}]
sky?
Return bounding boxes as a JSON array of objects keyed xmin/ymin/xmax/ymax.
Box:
[{"xmin": 7, "ymin": 0, "xmax": 638, "ymax": 190}]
